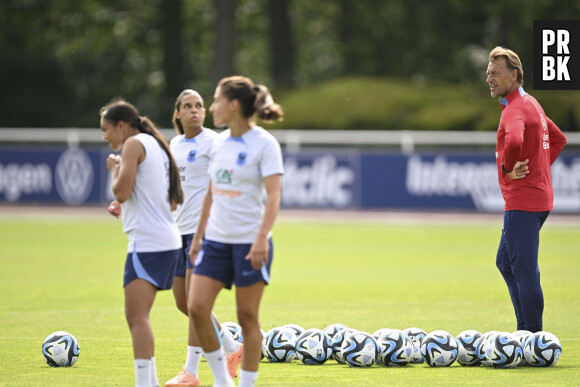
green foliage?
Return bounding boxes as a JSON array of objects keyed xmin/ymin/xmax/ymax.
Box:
[
  {"xmin": 2, "ymin": 0, "xmax": 580, "ymax": 129},
  {"xmin": 0, "ymin": 215, "xmax": 579, "ymax": 385},
  {"xmin": 269, "ymin": 76, "xmax": 580, "ymax": 131}
]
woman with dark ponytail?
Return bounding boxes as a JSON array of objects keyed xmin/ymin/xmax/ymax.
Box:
[
  {"xmin": 100, "ymin": 98, "xmax": 183, "ymax": 387},
  {"xmin": 187, "ymin": 76, "xmax": 284, "ymax": 387}
]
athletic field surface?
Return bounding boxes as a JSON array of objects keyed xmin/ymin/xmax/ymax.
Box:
[{"xmin": 1, "ymin": 206, "xmax": 579, "ymax": 386}]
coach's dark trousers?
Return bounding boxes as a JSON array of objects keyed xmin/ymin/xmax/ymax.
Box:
[{"xmin": 496, "ymin": 210, "xmax": 550, "ymax": 333}]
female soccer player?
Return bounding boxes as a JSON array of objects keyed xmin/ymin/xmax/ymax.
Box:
[
  {"xmin": 165, "ymin": 89, "xmax": 242, "ymax": 387},
  {"xmin": 188, "ymin": 76, "xmax": 284, "ymax": 387},
  {"xmin": 101, "ymin": 99, "xmax": 183, "ymax": 387}
]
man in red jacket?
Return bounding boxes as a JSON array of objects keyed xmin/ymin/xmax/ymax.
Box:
[{"xmin": 486, "ymin": 46, "xmax": 567, "ymax": 333}]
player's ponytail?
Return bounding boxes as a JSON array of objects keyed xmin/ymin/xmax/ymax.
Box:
[
  {"xmin": 253, "ymin": 84, "xmax": 283, "ymax": 123},
  {"xmin": 218, "ymin": 76, "xmax": 283, "ymax": 123}
]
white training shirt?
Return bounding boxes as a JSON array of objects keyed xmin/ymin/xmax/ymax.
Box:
[
  {"xmin": 205, "ymin": 126, "xmax": 284, "ymax": 244},
  {"xmin": 121, "ymin": 133, "xmax": 181, "ymax": 252},
  {"xmin": 170, "ymin": 128, "xmax": 218, "ymax": 235}
]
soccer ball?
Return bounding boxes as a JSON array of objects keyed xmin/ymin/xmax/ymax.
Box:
[
  {"xmin": 295, "ymin": 328, "xmax": 333, "ymax": 365},
  {"xmin": 372, "ymin": 328, "xmax": 393, "ymax": 339},
  {"xmin": 260, "ymin": 328, "xmax": 266, "ymax": 360},
  {"xmin": 262, "ymin": 327, "xmax": 297, "ymax": 363},
  {"xmin": 341, "ymin": 331, "xmax": 378, "ymax": 367},
  {"xmin": 474, "ymin": 331, "xmax": 499, "ymax": 367},
  {"xmin": 323, "ymin": 323, "xmax": 348, "ymax": 341},
  {"xmin": 486, "ymin": 332, "xmax": 523, "ymax": 368},
  {"xmin": 420, "ymin": 330, "xmax": 458, "ymax": 367},
  {"xmin": 523, "ymin": 331, "xmax": 562, "ymax": 367},
  {"xmin": 331, "ymin": 328, "xmax": 356, "ymax": 364},
  {"xmin": 222, "ymin": 321, "xmax": 243, "ymax": 343},
  {"xmin": 376, "ymin": 329, "xmax": 414, "ymax": 366},
  {"xmin": 456, "ymin": 330, "xmax": 482, "ymax": 366},
  {"xmin": 512, "ymin": 330, "xmax": 533, "ymax": 366},
  {"xmin": 403, "ymin": 327, "xmax": 427, "ymax": 364},
  {"xmin": 284, "ymin": 324, "xmax": 305, "ymax": 338},
  {"xmin": 42, "ymin": 331, "xmax": 79, "ymax": 367}
]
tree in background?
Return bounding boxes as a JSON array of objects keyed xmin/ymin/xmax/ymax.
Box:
[
  {"xmin": 0, "ymin": 0, "xmax": 579, "ymax": 129},
  {"xmin": 267, "ymin": 0, "xmax": 295, "ymax": 87}
]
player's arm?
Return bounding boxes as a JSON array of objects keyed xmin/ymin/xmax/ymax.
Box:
[
  {"xmin": 189, "ymin": 182, "xmax": 213, "ymax": 264},
  {"xmin": 110, "ymin": 137, "xmax": 145, "ymax": 203},
  {"xmin": 245, "ymin": 173, "xmax": 282, "ymax": 269},
  {"xmin": 547, "ymin": 117, "xmax": 567, "ymax": 164},
  {"xmin": 502, "ymin": 106, "xmax": 525, "ymax": 172}
]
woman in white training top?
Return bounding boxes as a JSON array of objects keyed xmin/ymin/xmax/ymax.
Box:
[
  {"xmin": 101, "ymin": 99, "xmax": 183, "ymax": 387},
  {"xmin": 165, "ymin": 89, "xmax": 242, "ymax": 387},
  {"xmin": 188, "ymin": 76, "xmax": 284, "ymax": 387}
]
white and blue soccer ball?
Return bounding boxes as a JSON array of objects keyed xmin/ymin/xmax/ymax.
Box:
[
  {"xmin": 456, "ymin": 330, "xmax": 482, "ymax": 366},
  {"xmin": 323, "ymin": 323, "xmax": 348, "ymax": 342},
  {"xmin": 331, "ymin": 328, "xmax": 356, "ymax": 364},
  {"xmin": 376, "ymin": 329, "xmax": 414, "ymax": 366},
  {"xmin": 372, "ymin": 328, "xmax": 393, "ymax": 339},
  {"xmin": 512, "ymin": 330, "xmax": 533, "ymax": 366},
  {"xmin": 486, "ymin": 332, "xmax": 523, "ymax": 368},
  {"xmin": 222, "ymin": 321, "xmax": 243, "ymax": 343},
  {"xmin": 340, "ymin": 331, "xmax": 378, "ymax": 367},
  {"xmin": 260, "ymin": 328, "xmax": 266, "ymax": 360},
  {"xmin": 263, "ymin": 327, "xmax": 297, "ymax": 363},
  {"xmin": 475, "ymin": 331, "xmax": 499, "ymax": 367},
  {"xmin": 420, "ymin": 330, "xmax": 458, "ymax": 367},
  {"xmin": 523, "ymin": 331, "xmax": 562, "ymax": 367},
  {"xmin": 284, "ymin": 324, "xmax": 305, "ymax": 338},
  {"xmin": 403, "ymin": 327, "xmax": 427, "ymax": 364},
  {"xmin": 295, "ymin": 328, "xmax": 333, "ymax": 365},
  {"xmin": 42, "ymin": 331, "xmax": 80, "ymax": 367}
]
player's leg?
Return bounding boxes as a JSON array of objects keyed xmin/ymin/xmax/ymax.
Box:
[
  {"xmin": 166, "ymin": 235, "xmax": 203, "ymax": 386},
  {"xmin": 188, "ymin": 273, "xmax": 232, "ymax": 386},
  {"xmin": 496, "ymin": 216, "xmax": 526, "ymax": 330},
  {"xmin": 235, "ymin": 282, "xmax": 265, "ymax": 372},
  {"xmin": 232, "ymin": 239, "xmax": 272, "ymax": 387},
  {"xmin": 507, "ymin": 210, "xmax": 549, "ymax": 332},
  {"xmin": 125, "ymin": 278, "xmax": 158, "ymax": 387}
]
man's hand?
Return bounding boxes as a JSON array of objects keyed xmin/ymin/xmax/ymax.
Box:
[{"xmin": 507, "ymin": 159, "xmax": 530, "ymax": 180}]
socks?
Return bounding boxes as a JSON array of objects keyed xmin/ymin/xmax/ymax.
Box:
[
  {"xmin": 204, "ymin": 348, "xmax": 231, "ymax": 386},
  {"xmin": 184, "ymin": 346, "xmax": 203, "ymax": 375},
  {"xmin": 150, "ymin": 357, "xmax": 159, "ymax": 387},
  {"xmin": 134, "ymin": 358, "xmax": 151, "ymax": 387},
  {"xmin": 221, "ymin": 328, "xmax": 239, "ymax": 353},
  {"xmin": 238, "ymin": 369, "xmax": 258, "ymax": 387}
]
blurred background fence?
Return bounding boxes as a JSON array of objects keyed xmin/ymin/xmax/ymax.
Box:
[{"xmin": 1, "ymin": 128, "xmax": 579, "ymax": 213}]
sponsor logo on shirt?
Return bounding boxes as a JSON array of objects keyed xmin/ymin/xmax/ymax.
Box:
[
  {"xmin": 212, "ymin": 186, "xmax": 242, "ymax": 199},
  {"xmin": 187, "ymin": 150, "xmax": 197, "ymax": 162},
  {"xmin": 216, "ymin": 168, "xmax": 233, "ymax": 184}
]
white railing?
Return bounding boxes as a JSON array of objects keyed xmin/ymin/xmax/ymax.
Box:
[{"xmin": 1, "ymin": 128, "xmax": 579, "ymax": 153}]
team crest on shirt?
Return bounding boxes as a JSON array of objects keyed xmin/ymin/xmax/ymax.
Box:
[
  {"xmin": 216, "ymin": 168, "xmax": 233, "ymax": 184},
  {"xmin": 236, "ymin": 152, "xmax": 247, "ymax": 166},
  {"xmin": 187, "ymin": 150, "xmax": 197, "ymax": 162}
]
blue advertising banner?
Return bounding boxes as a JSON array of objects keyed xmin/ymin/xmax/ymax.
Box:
[{"xmin": 1, "ymin": 146, "xmax": 579, "ymax": 213}]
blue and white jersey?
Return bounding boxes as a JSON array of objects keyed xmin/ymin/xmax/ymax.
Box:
[
  {"xmin": 121, "ymin": 133, "xmax": 181, "ymax": 252},
  {"xmin": 170, "ymin": 128, "xmax": 218, "ymax": 234},
  {"xmin": 205, "ymin": 126, "xmax": 284, "ymax": 244}
]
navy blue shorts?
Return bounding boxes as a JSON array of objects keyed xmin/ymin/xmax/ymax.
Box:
[
  {"xmin": 193, "ymin": 238, "xmax": 273, "ymax": 289},
  {"xmin": 174, "ymin": 233, "xmax": 195, "ymax": 277},
  {"xmin": 124, "ymin": 248, "xmax": 180, "ymax": 290}
]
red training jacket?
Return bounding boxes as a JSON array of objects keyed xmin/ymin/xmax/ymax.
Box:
[{"xmin": 495, "ymin": 87, "xmax": 567, "ymax": 212}]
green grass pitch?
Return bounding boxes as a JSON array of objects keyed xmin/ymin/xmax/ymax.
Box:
[{"xmin": 0, "ymin": 212, "xmax": 578, "ymax": 386}]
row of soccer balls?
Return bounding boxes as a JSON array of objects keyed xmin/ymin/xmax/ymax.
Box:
[{"xmin": 222, "ymin": 322, "xmax": 562, "ymax": 368}]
